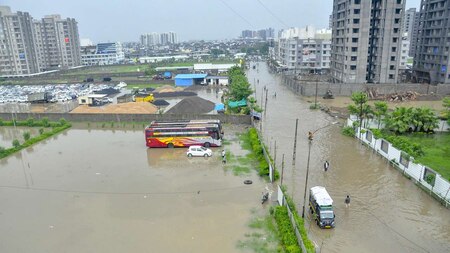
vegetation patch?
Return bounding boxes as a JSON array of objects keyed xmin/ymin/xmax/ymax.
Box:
[
  {"xmin": 0, "ymin": 117, "xmax": 71, "ymax": 159},
  {"xmin": 239, "ymin": 128, "xmax": 279, "ymax": 180},
  {"xmin": 401, "ymin": 133, "xmax": 450, "ymax": 181},
  {"xmin": 237, "ymin": 214, "xmax": 280, "ymax": 253},
  {"xmin": 273, "ymin": 206, "xmax": 301, "ymax": 253}
]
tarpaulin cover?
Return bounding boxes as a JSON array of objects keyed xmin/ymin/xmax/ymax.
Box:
[
  {"xmin": 228, "ymin": 99, "xmax": 247, "ymax": 108},
  {"xmin": 215, "ymin": 103, "xmax": 225, "ymax": 111}
]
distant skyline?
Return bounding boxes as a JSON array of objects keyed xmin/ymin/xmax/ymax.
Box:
[{"xmin": 3, "ymin": 0, "xmax": 422, "ymax": 43}]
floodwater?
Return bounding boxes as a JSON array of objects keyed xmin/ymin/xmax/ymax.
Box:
[
  {"xmin": 0, "ymin": 125, "xmax": 267, "ymax": 253},
  {"xmin": 248, "ymin": 62, "xmax": 450, "ymax": 253},
  {"xmin": 0, "ymin": 127, "xmax": 44, "ymax": 148}
]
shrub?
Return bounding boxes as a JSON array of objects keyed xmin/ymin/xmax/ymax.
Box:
[
  {"xmin": 26, "ymin": 117, "xmax": 34, "ymax": 127},
  {"xmin": 39, "ymin": 128, "xmax": 44, "ymax": 135},
  {"xmin": 59, "ymin": 118, "xmax": 67, "ymax": 126},
  {"xmin": 273, "ymin": 206, "xmax": 301, "ymax": 253},
  {"xmin": 41, "ymin": 117, "xmax": 49, "ymax": 127},
  {"xmin": 23, "ymin": 132, "xmax": 31, "ymax": 141},
  {"xmin": 342, "ymin": 126, "xmax": 356, "ymax": 137},
  {"xmin": 12, "ymin": 139, "xmax": 20, "ymax": 148}
]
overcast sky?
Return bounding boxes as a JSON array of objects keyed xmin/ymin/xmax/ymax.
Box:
[{"xmin": 2, "ymin": 0, "xmax": 422, "ymax": 43}]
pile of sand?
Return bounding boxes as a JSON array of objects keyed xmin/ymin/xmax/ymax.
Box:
[
  {"xmin": 70, "ymin": 102, "xmax": 158, "ymax": 114},
  {"xmin": 154, "ymin": 85, "xmax": 184, "ymax": 93},
  {"xmin": 166, "ymin": 96, "xmax": 215, "ymax": 114}
]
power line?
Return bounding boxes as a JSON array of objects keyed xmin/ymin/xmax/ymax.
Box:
[
  {"xmin": 218, "ymin": 0, "xmax": 254, "ymax": 28},
  {"xmin": 255, "ymin": 0, "xmax": 289, "ymax": 27}
]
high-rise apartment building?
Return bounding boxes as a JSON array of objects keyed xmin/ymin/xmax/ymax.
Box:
[
  {"xmin": 330, "ymin": 0, "xmax": 405, "ymax": 84},
  {"xmin": 0, "ymin": 6, "xmax": 81, "ymax": 75},
  {"xmin": 402, "ymin": 8, "xmax": 419, "ymax": 56},
  {"xmin": 413, "ymin": 0, "xmax": 450, "ymax": 84},
  {"xmin": 33, "ymin": 15, "xmax": 81, "ymax": 70},
  {"xmin": 0, "ymin": 6, "xmax": 39, "ymax": 75},
  {"xmin": 140, "ymin": 31, "xmax": 178, "ymax": 47}
]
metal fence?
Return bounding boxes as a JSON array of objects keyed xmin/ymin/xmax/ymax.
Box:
[{"xmin": 348, "ymin": 119, "xmax": 450, "ymax": 207}]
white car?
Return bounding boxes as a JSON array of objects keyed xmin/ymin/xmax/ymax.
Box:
[{"xmin": 187, "ymin": 145, "xmax": 212, "ymax": 157}]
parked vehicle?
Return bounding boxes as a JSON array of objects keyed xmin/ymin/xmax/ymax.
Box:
[
  {"xmin": 27, "ymin": 92, "xmax": 52, "ymax": 103},
  {"xmin": 186, "ymin": 146, "xmax": 212, "ymax": 157},
  {"xmin": 145, "ymin": 124, "xmax": 222, "ymax": 148},
  {"xmin": 309, "ymin": 186, "xmax": 335, "ymax": 229}
]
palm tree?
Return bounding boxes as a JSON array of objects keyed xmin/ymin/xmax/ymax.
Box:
[{"xmin": 385, "ymin": 107, "xmax": 413, "ymax": 134}]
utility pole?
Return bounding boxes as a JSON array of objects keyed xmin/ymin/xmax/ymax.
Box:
[
  {"xmin": 274, "ymin": 140, "xmax": 277, "ymax": 168},
  {"xmin": 291, "ymin": 119, "xmax": 299, "ymax": 197},
  {"xmin": 314, "ymin": 77, "xmax": 318, "ymax": 108},
  {"xmin": 281, "ymin": 154, "xmax": 285, "ymax": 186},
  {"xmin": 264, "ymin": 88, "xmax": 268, "ymax": 117},
  {"xmin": 302, "ymin": 139, "xmax": 312, "ymax": 218}
]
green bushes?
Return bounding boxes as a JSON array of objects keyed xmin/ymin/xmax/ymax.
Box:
[
  {"xmin": 382, "ymin": 135, "xmax": 424, "ymax": 158},
  {"xmin": 0, "ymin": 118, "xmax": 71, "ymax": 159},
  {"xmin": 342, "ymin": 126, "xmax": 356, "ymax": 137},
  {"xmin": 273, "ymin": 206, "xmax": 301, "ymax": 253},
  {"xmin": 246, "ymin": 128, "xmax": 279, "ymax": 179},
  {"xmin": 280, "ymin": 186, "xmax": 315, "ymax": 253}
]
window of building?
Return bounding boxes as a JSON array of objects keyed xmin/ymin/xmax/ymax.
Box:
[
  {"xmin": 352, "ymin": 47, "xmax": 358, "ymax": 52},
  {"xmin": 395, "ymin": 8, "xmax": 401, "ymax": 14},
  {"xmin": 352, "ymin": 38, "xmax": 358, "ymax": 43},
  {"xmin": 353, "ymin": 19, "xmax": 360, "ymax": 24},
  {"xmin": 389, "ymin": 74, "xmax": 394, "ymax": 79},
  {"xmin": 354, "ymin": 0, "xmax": 361, "ymax": 4},
  {"xmin": 392, "ymin": 47, "xmax": 397, "ymax": 52},
  {"xmin": 353, "ymin": 28, "xmax": 359, "ymax": 33},
  {"xmin": 350, "ymin": 65, "xmax": 356, "ymax": 70},
  {"xmin": 390, "ymin": 65, "xmax": 395, "ymax": 70},
  {"xmin": 391, "ymin": 56, "xmax": 396, "ymax": 61},
  {"xmin": 397, "ymin": 0, "xmax": 402, "ymax": 4},
  {"xmin": 395, "ymin": 18, "xmax": 400, "ymax": 24},
  {"xmin": 393, "ymin": 28, "xmax": 399, "ymax": 33},
  {"xmin": 351, "ymin": 56, "xmax": 357, "ymax": 61},
  {"xmin": 354, "ymin": 9, "xmax": 360, "ymax": 14}
]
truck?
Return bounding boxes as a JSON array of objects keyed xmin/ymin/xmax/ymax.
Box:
[
  {"xmin": 27, "ymin": 92, "xmax": 52, "ymax": 103},
  {"xmin": 309, "ymin": 186, "xmax": 335, "ymax": 229}
]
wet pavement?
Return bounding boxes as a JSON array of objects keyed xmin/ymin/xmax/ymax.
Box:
[
  {"xmin": 247, "ymin": 62, "xmax": 450, "ymax": 253},
  {"xmin": 0, "ymin": 125, "xmax": 267, "ymax": 253}
]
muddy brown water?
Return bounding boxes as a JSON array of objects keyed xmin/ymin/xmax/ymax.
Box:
[
  {"xmin": 247, "ymin": 62, "xmax": 450, "ymax": 253},
  {"xmin": 0, "ymin": 126, "xmax": 268, "ymax": 253}
]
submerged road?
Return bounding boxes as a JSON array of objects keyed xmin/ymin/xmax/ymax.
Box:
[{"xmin": 247, "ymin": 62, "xmax": 450, "ymax": 253}]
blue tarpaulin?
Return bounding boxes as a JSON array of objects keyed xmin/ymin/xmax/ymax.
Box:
[
  {"xmin": 215, "ymin": 103, "xmax": 225, "ymax": 111},
  {"xmin": 228, "ymin": 99, "xmax": 247, "ymax": 108}
]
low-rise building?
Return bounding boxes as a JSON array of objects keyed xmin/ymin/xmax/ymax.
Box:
[{"xmin": 81, "ymin": 42, "xmax": 124, "ymax": 66}]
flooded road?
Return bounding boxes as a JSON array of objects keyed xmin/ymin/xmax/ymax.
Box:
[
  {"xmin": 0, "ymin": 126, "xmax": 266, "ymax": 253},
  {"xmin": 248, "ymin": 62, "xmax": 450, "ymax": 253}
]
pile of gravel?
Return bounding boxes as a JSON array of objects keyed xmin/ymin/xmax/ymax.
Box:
[
  {"xmin": 153, "ymin": 91, "xmax": 196, "ymax": 98},
  {"xmin": 166, "ymin": 96, "xmax": 215, "ymax": 114},
  {"xmin": 94, "ymin": 87, "xmax": 120, "ymax": 95},
  {"xmin": 153, "ymin": 99, "xmax": 170, "ymax": 106}
]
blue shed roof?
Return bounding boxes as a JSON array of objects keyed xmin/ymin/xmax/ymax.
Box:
[{"xmin": 175, "ymin": 74, "xmax": 208, "ymax": 79}]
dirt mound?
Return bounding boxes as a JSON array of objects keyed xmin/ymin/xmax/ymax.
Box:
[
  {"xmin": 166, "ymin": 96, "xmax": 215, "ymax": 114},
  {"xmin": 154, "ymin": 85, "xmax": 184, "ymax": 93},
  {"xmin": 71, "ymin": 102, "xmax": 158, "ymax": 114}
]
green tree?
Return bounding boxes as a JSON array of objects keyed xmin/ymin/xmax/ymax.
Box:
[
  {"xmin": 410, "ymin": 107, "xmax": 438, "ymax": 132},
  {"xmin": 228, "ymin": 66, "xmax": 252, "ymax": 101},
  {"xmin": 443, "ymin": 97, "xmax": 450, "ymax": 124},
  {"xmin": 385, "ymin": 107, "xmax": 413, "ymax": 134},
  {"xmin": 373, "ymin": 101, "xmax": 388, "ymax": 129},
  {"xmin": 348, "ymin": 92, "xmax": 371, "ymax": 135}
]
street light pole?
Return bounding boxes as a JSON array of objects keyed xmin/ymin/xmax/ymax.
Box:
[
  {"xmin": 302, "ymin": 138, "xmax": 312, "ymax": 218},
  {"xmin": 301, "ymin": 121, "xmax": 339, "ymax": 219}
]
